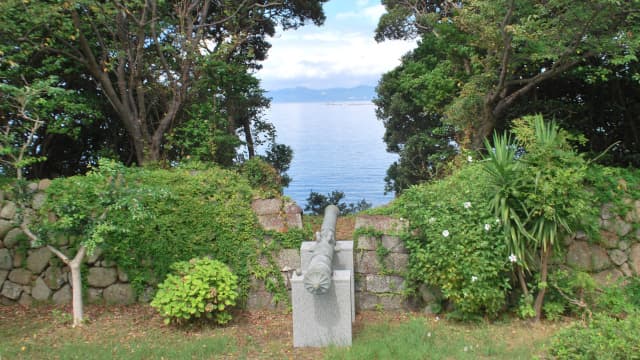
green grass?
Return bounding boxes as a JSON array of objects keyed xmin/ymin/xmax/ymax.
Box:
[
  {"xmin": 325, "ymin": 317, "xmax": 555, "ymax": 360},
  {"xmin": 0, "ymin": 305, "xmax": 562, "ymax": 360}
]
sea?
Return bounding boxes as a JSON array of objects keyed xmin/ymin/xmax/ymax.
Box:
[{"xmin": 264, "ymin": 101, "xmax": 397, "ymax": 210}]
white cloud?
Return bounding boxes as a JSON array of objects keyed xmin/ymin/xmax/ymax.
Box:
[
  {"xmin": 335, "ymin": 5, "xmax": 386, "ymax": 23},
  {"xmin": 258, "ymin": 31, "xmax": 415, "ymax": 89},
  {"xmin": 256, "ymin": 3, "xmax": 416, "ymax": 90}
]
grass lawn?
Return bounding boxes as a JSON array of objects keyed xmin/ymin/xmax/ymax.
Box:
[{"xmin": 0, "ymin": 304, "xmax": 565, "ymax": 359}]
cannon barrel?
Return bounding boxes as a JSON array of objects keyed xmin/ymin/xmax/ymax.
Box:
[{"xmin": 304, "ymin": 205, "xmax": 339, "ymax": 295}]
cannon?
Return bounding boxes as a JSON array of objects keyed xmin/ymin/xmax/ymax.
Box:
[
  {"xmin": 292, "ymin": 204, "xmax": 353, "ymax": 347},
  {"xmin": 303, "ymin": 205, "xmax": 339, "ymax": 295}
]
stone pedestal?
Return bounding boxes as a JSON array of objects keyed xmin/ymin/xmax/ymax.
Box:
[
  {"xmin": 292, "ymin": 270, "xmax": 352, "ymax": 347},
  {"xmin": 292, "ymin": 240, "xmax": 354, "ymax": 347}
]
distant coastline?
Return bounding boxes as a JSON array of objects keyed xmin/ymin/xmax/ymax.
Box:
[{"xmin": 267, "ymin": 85, "xmax": 376, "ymax": 103}]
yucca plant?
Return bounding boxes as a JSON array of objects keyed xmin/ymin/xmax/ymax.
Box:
[{"xmin": 483, "ymin": 115, "xmax": 593, "ymax": 321}]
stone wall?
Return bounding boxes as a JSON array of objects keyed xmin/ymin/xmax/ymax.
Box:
[
  {"xmin": 2, "ymin": 181, "xmax": 637, "ymax": 312},
  {"xmin": 0, "ymin": 187, "xmax": 305, "ymax": 307},
  {"xmin": 565, "ymin": 200, "xmax": 640, "ymax": 287}
]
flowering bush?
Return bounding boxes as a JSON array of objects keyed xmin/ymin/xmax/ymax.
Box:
[{"xmin": 385, "ymin": 164, "xmax": 511, "ymax": 319}]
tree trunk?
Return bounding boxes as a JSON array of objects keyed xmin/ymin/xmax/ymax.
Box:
[
  {"xmin": 533, "ymin": 246, "xmax": 551, "ymax": 322},
  {"xmin": 47, "ymin": 244, "xmax": 87, "ymax": 327},
  {"xmin": 471, "ymin": 102, "xmax": 497, "ymax": 150},
  {"xmin": 242, "ymin": 119, "xmax": 255, "ymax": 158}
]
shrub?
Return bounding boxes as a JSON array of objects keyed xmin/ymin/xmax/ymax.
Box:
[
  {"xmin": 239, "ymin": 157, "xmax": 283, "ymax": 196},
  {"xmin": 549, "ymin": 313, "xmax": 640, "ymax": 359},
  {"xmin": 382, "ymin": 164, "xmax": 510, "ymax": 319},
  {"xmin": 151, "ymin": 257, "xmax": 239, "ymax": 325},
  {"xmin": 304, "ymin": 190, "xmax": 372, "ymax": 215},
  {"xmin": 45, "ymin": 165, "xmax": 263, "ymax": 302}
]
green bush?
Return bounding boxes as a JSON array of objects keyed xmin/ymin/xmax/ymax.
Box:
[
  {"xmin": 239, "ymin": 157, "xmax": 283, "ymax": 196},
  {"xmin": 151, "ymin": 257, "xmax": 239, "ymax": 325},
  {"xmin": 44, "ymin": 165, "xmax": 263, "ymax": 301},
  {"xmin": 382, "ymin": 164, "xmax": 510, "ymax": 319},
  {"xmin": 549, "ymin": 313, "xmax": 640, "ymax": 359}
]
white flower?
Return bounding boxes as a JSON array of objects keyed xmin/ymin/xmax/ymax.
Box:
[
  {"xmin": 463, "ymin": 201, "xmax": 472, "ymax": 209},
  {"xmin": 467, "ymin": 155, "xmax": 473, "ymax": 162},
  {"xmin": 427, "ymin": 332, "xmax": 431, "ymax": 337},
  {"xmin": 428, "ymin": 217, "xmax": 436, "ymax": 224},
  {"xmin": 442, "ymin": 230, "xmax": 450, "ymax": 237},
  {"xmin": 509, "ymin": 254, "xmax": 518, "ymax": 263},
  {"xmin": 495, "ymin": 218, "xmax": 501, "ymax": 224},
  {"xmin": 484, "ymin": 224, "xmax": 491, "ymax": 231},
  {"xmin": 471, "ymin": 276, "xmax": 478, "ymax": 282}
]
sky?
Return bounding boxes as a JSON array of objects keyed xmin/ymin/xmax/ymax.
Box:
[{"xmin": 257, "ymin": 0, "xmax": 417, "ymax": 91}]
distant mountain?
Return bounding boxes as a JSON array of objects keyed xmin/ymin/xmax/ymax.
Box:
[{"xmin": 267, "ymin": 85, "xmax": 376, "ymax": 103}]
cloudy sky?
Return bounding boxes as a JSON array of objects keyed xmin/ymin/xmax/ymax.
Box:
[{"xmin": 257, "ymin": 0, "xmax": 417, "ymax": 90}]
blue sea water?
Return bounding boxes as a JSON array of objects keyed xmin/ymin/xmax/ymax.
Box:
[{"xmin": 265, "ymin": 101, "xmax": 397, "ymax": 209}]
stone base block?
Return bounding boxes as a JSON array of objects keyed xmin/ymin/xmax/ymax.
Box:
[{"xmin": 292, "ymin": 270, "xmax": 352, "ymax": 347}]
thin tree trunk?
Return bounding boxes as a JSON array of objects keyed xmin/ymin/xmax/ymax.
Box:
[
  {"xmin": 533, "ymin": 246, "xmax": 551, "ymax": 322},
  {"xmin": 47, "ymin": 244, "xmax": 87, "ymax": 327},
  {"xmin": 242, "ymin": 119, "xmax": 255, "ymax": 158}
]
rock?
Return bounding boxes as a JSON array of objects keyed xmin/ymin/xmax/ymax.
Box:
[
  {"xmin": 366, "ymin": 275, "xmax": 405, "ymax": 293},
  {"xmin": 381, "ymin": 235, "xmax": 407, "ymax": 253},
  {"xmin": 609, "ymin": 249, "xmax": 628, "ymax": 266},
  {"xmin": 0, "ymin": 269, "xmax": 8, "ymax": 284},
  {"xmin": 52, "ymin": 284, "xmax": 71, "ymax": 304},
  {"xmin": 600, "ymin": 231, "xmax": 619, "ymax": 249},
  {"xmin": 419, "ymin": 284, "xmax": 442, "ymax": 304},
  {"xmin": 619, "ymin": 241, "xmax": 630, "ymax": 251},
  {"xmin": 591, "ymin": 245, "xmax": 613, "ymax": 272},
  {"xmin": 256, "ymin": 215, "xmax": 287, "ymax": 232},
  {"xmin": 0, "ymin": 219, "xmax": 14, "ymax": 239},
  {"xmin": 566, "ymin": 241, "xmax": 611, "ymax": 271},
  {"xmin": 599, "ymin": 219, "xmax": 615, "ymax": 232},
  {"xmin": 43, "ymin": 266, "xmax": 66, "ymax": 290},
  {"xmin": 575, "ymin": 231, "xmax": 588, "ymax": 241},
  {"xmin": 615, "ymin": 219, "xmax": 632, "ymax": 237},
  {"xmin": 100, "ymin": 259, "xmax": 116, "ymax": 268},
  {"xmin": 285, "ymin": 212, "xmax": 303, "ymax": 230},
  {"xmin": 18, "ymin": 293, "xmax": 33, "ymax": 307},
  {"xmin": 356, "ymin": 236, "xmax": 377, "ymax": 251},
  {"xmin": 31, "ymin": 193, "xmax": 46, "ymax": 210},
  {"xmin": 251, "ymin": 199, "xmax": 282, "ymax": 215},
  {"xmin": 31, "ymin": 277, "xmax": 52, "ymax": 301},
  {"xmin": 117, "ymin": 267, "xmax": 129, "ymax": 282},
  {"xmin": 355, "ymin": 251, "xmax": 381, "ymax": 274},
  {"xmin": 387, "ymin": 253, "xmax": 409, "ymax": 272},
  {"xmin": 86, "ymin": 247, "xmax": 103, "ymax": 264},
  {"xmin": 3, "ymin": 228, "xmax": 25, "ymax": 248},
  {"xmin": 103, "ymin": 283, "xmax": 136, "ymax": 304},
  {"xmin": 8, "ymin": 269, "xmax": 32, "ymax": 285},
  {"xmin": 137, "ymin": 287, "xmax": 155, "ymax": 303},
  {"xmin": 26, "ymin": 182, "xmax": 38, "ymax": 193},
  {"xmin": 87, "ymin": 288, "xmax": 103, "ymax": 303},
  {"xmin": 38, "ymin": 179, "xmax": 52, "ymax": 190},
  {"xmin": 276, "ymin": 249, "xmax": 300, "ymax": 271},
  {"xmin": 620, "ymin": 263, "xmax": 633, "ymax": 277},
  {"xmin": 600, "ymin": 203, "xmax": 615, "ymax": 220},
  {"xmin": 0, "ymin": 202, "xmax": 16, "ymax": 220},
  {"xmin": 0, "ymin": 248, "xmax": 12, "ymax": 270},
  {"xmin": 629, "ymin": 244, "xmax": 640, "ymax": 276},
  {"xmin": 1, "ymin": 281, "xmax": 22, "ymax": 300},
  {"xmin": 87, "ymin": 267, "xmax": 118, "ymax": 288},
  {"xmin": 593, "ymin": 269, "xmax": 624, "ymax": 287},
  {"xmin": 355, "ymin": 215, "xmax": 407, "ymax": 233},
  {"xmin": 26, "ymin": 247, "xmax": 52, "ymax": 274},
  {"xmin": 12, "ymin": 252, "xmax": 23, "ymax": 268}
]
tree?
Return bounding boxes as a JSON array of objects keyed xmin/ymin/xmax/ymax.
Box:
[
  {"xmin": 376, "ymin": 0, "xmax": 640, "ymax": 150},
  {"xmin": 374, "ymin": 29, "xmax": 465, "ymax": 192},
  {"xmin": 1, "ymin": 0, "xmax": 327, "ymax": 165},
  {"xmin": 483, "ymin": 115, "xmax": 595, "ymax": 321}
]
